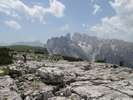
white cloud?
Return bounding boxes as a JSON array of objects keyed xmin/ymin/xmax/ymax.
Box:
[
  {"xmin": 92, "ymin": 4, "xmax": 101, "ymax": 15},
  {"xmin": 0, "ymin": 0, "xmax": 65, "ymax": 23},
  {"xmin": 4, "ymin": 20, "xmax": 21, "ymax": 30},
  {"xmin": 49, "ymin": 0, "xmax": 65, "ymax": 17},
  {"xmin": 89, "ymin": 0, "xmax": 133, "ymax": 41}
]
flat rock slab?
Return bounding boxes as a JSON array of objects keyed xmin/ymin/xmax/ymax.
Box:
[{"xmin": 71, "ymin": 84, "xmax": 133, "ymax": 100}]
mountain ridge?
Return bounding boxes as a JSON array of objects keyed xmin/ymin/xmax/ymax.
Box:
[{"xmin": 47, "ymin": 33, "xmax": 133, "ymax": 67}]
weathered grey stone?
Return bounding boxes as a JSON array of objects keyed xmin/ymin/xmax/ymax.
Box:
[
  {"xmin": 48, "ymin": 94, "xmax": 81, "ymax": 100},
  {"xmin": 37, "ymin": 67, "xmax": 64, "ymax": 84},
  {"xmin": 55, "ymin": 87, "xmax": 72, "ymax": 97},
  {"xmin": 1, "ymin": 60, "xmax": 133, "ymax": 100},
  {"xmin": 22, "ymin": 81, "xmax": 54, "ymax": 100},
  {"xmin": 48, "ymin": 97, "xmax": 69, "ymax": 100},
  {"xmin": 0, "ymin": 76, "xmax": 22, "ymax": 100}
]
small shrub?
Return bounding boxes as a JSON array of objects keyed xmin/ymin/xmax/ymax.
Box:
[
  {"xmin": 119, "ymin": 60, "xmax": 124, "ymax": 66},
  {"xmin": 48, "ymin": 54, "xmax": 63, "ymax": 63},
  {"xmin": 95, "ymin": 59, "xmax": 106, "ymax": 63},
  {"xmin": 62, "ymin": 55, "xmax": 83, "ymax": 62},
  {"xmin": 34, "ymin": 47, "xmax": 49, "ymax": 54},
  {"xmin": 0, "ymin": 67, "xmax": 10, "ymax": 76}
]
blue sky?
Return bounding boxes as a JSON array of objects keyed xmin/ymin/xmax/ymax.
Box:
[{"xmin": 0, "ymin": 0, "xmax": 132, "ymax": 43}]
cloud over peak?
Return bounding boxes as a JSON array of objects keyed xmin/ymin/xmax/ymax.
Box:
[{"xmin": 90, "ymin": 0, "xmax": 133, "ymax": 41}]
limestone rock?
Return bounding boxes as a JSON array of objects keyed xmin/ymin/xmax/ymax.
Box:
[
  {"xmin": 0, "ymin": 76, "xmax": 22, "ymax": 100},
  {"xmin": 37, "ymin": 67, "xmax": 64, "ymax": 85}
]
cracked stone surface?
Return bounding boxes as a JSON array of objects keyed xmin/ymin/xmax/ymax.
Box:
[
  {"xmin": 0, "ymin": 76, "xmax": 22, "ymax": 100},
  {"xmin": 1, "ymin": 61, "xmax": 133, "ymax": 100}
]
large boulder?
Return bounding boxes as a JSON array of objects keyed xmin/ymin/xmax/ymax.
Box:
[
  {"xmin": 37, "ymin": 67, "xmax": 76, "ymax": 85},
  {"xmin": 37, "ymin": 67, "xmax": 64, "ymax": 85}
]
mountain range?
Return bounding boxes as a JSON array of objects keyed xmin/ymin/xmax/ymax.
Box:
[
  {"xmin": 13, "ymin": 41, "xmax": 44, "ymax": 47},
  {"xmin": 0, "ymin": 41, "xmax": 45, "ymax": 47},
  {"xmin": 47, "ymin": 33, "xmax": 133, "ymax": 67}
]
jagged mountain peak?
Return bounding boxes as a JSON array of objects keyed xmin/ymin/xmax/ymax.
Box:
[{"xmin": 47, "ymin": 33, "xmax": 133, "ymax": 67}]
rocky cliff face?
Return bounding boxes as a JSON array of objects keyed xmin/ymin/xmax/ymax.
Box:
[
  {"xmin": 47, "ymin": 34, "xmax": 86, "ymax": 59},
  {"xmin": 1, "ymin": 60, "xmax": 133, "ymax": 100},
  {"xmin": 47, "ymin": 33, "xmax": 133, "ymax": 67}
]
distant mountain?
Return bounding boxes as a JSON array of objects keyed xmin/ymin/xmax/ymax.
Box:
[
  {"xmin": 47, "ymin": 33, "xmax": 133, "ymax": 67},
  {"xmin": 13, "ymin": 41, "xmax": 44, "ymax": 47},
  {"xmin": 0, "ymin": 43, "xmax": 9, "ymax": 46}
]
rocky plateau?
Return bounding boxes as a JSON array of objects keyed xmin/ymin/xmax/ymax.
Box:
[{"xmin": 0, "ymin": 60, "xmax": 133, "ymax": 100}]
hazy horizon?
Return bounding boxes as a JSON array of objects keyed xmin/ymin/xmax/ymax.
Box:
[{"xmin": 0, "ymin": 0, "xmax": 133, "ymax": 43}]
